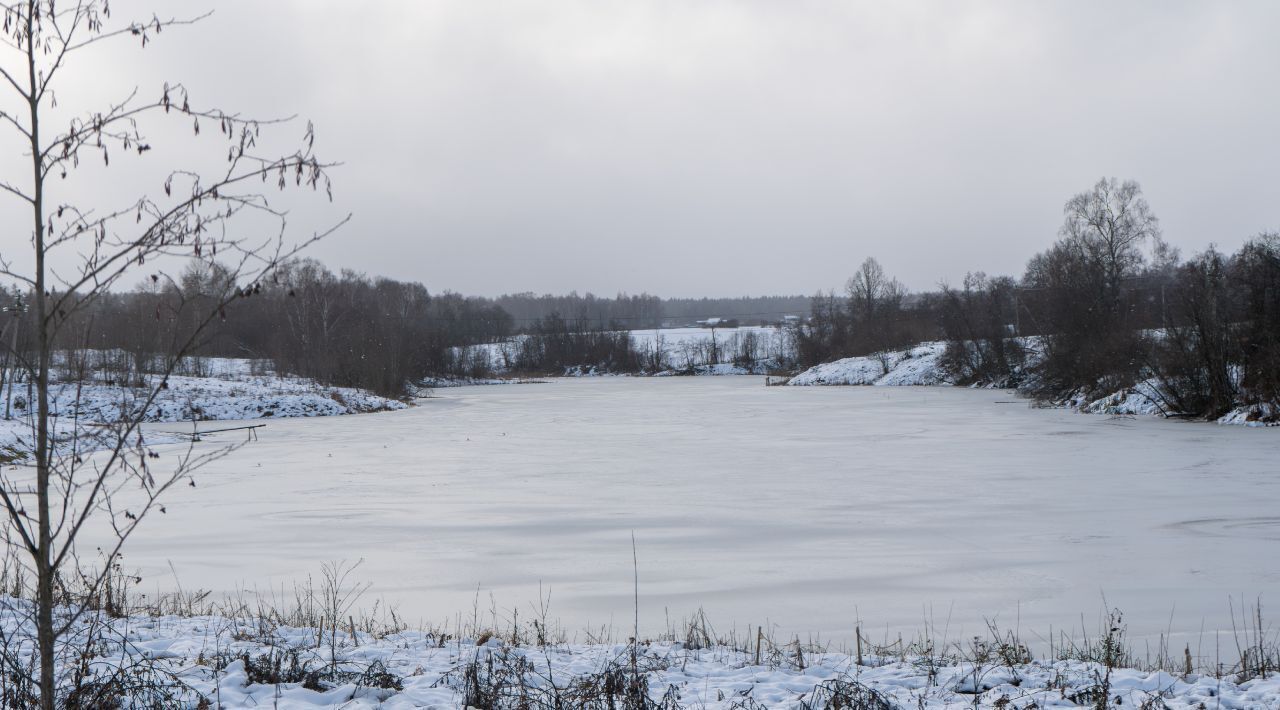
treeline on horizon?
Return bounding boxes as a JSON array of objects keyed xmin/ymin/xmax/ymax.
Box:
[
  {"xmin": 1, "ymin": 177, "xmax": 1277, "ymax": 421},
  {"xmin": 0, "ymin": 263, "xmax": 809, "ymax": 397}
]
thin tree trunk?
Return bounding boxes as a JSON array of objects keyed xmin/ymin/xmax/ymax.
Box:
[{"xmin": 24, "ymin": 3, "xmax": 56, "ymax": 705}]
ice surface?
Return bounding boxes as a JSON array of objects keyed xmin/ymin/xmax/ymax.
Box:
[{"xmin": 104, "ymin": 377, "xmax": 1278, "ymax": 650}]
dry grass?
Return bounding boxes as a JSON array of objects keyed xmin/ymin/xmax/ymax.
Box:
[{"xmin": 0, "ymin": 552, "xmax": 1274, "ymax": 708}]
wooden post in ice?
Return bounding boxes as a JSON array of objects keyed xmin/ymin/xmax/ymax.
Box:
[{"xmin": 855, "ymin": 625, "xmax": 863, "ymax": 666}]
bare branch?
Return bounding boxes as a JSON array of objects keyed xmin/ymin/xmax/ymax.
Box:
[{"xmin": 0, "ymin": 178, "xmax": 31, "ymax": 202}]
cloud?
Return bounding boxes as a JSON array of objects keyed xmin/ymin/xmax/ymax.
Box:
[{"xmin": 3, "ymin": 0, "xmax": 1277, "ymax": 296}]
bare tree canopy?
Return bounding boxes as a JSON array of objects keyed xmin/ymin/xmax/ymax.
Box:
[
  {"xmin": 1058, "ymin": 177, "xmax": 1161, "ymax": 301},
  {"xmin": 845, "ymin": 257, "xmax": 905, "ymax": 324},
  {"xmin": 0, "ymin": 1, "xmax": 340, "ymax": 705}
]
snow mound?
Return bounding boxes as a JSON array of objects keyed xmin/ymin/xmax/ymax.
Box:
[
  {"xmin": 1217, "ymin": 401, "xmax": 1280, "ymax": 427},
  {"xmin": 0, "ymin": 419, "xmax": 28, "ymax": 463},
  {"xmin": 1070, "ymin": 380, "xmax": 1166, "ymax": 418},
  {"xmin": 788, "ymin": 342, "xmax": 949, "ymax": 386}
]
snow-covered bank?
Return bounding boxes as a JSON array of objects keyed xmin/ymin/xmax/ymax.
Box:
[
  {"xmin": 1060, "ymin": 379, "xmax": 1278, "ymax": 427},
  {"xmin": 787, "ymin": 341, "xmax": 1279, "ymax": 426},
  {"xmin": 43, "ymin": 375, "xmax": 404, "ymax": 422},
  {"xmin": 786, "ymin": 342, "xmax": 950, "ymax": 387},
  {"xmin": 6, "ymin": 596, "xmax": 1276, "ymax": 708},
  {"xmin": 0, "ymin": 360, "xmax": 406, "ymax": 461}
]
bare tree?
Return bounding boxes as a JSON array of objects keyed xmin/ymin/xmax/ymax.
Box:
[
  {"xmin": 1019, "ymin": 178, "xmax": 1166, "ymax": 399},
  {"xmin": 0, "ymin": 2, "xmax": 340, "ymax": 705},
  {"xmin": 1146, "ymin": 247, "xmax": 1238, "ymax": 418},
  {"xmin": 1059, "ymin": 177, "xmax": 1161, "ymax": 310},
  {"xmin": 845, "ymin": 257, "xmax": 904, "ymax": 325},
  {"xmin": 938, "ymin": 272, "xmax": 1023, "ymax": 385},
  {"xmin": 1235, "ymin": 233, "xmax": 1280, "ymax": 407},
  {"xmin": 845, "ymin": 257, "xmax": 907, "ymax": 365}
]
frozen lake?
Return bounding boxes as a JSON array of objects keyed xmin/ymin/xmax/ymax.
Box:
[{"xmin": 126, "ymin": 377, "xmax": 1277, "ymax": 651}]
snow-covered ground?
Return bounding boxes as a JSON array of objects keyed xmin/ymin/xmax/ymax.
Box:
[
  {"xmin": 786, "ymin": 341, "xmax": 1278, "ymax": 426},
  {"xmin": 5, "ymin": 595, "xmax": 1277, "ymax": 708},
  {"xmin": 631, "ymin": 326, "xmax": 789, "ymax": 364},
  {"xmin": 0, "ymin": 360, "xmax": 406, "ymax": 461},
  {"xmin": 787, "ymin": 342, "xmax": 950, "ymax": 386},
  {"xmin": 1065, "ymin": 381, "xmax": 1279, "ymax": 428},
  {"xmin": 87, "ymin": 377, "xmax": 1279, "ymax": 659}
]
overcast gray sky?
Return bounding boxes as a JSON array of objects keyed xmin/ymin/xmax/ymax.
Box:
[{"xmin": 5, "ymin": 1, "xmax": 1280, "ymax": 297}]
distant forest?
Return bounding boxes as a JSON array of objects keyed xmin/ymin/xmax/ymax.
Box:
[
  {"xmin": 0, "ymin": 266, "xmax": 808, "ymax": 397},
  {"xmin": 1, "ymin": 178, "xmax": 1277, "ymax": 423}
]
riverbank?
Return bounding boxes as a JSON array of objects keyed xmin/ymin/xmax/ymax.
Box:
[
  {"xmin": 2, "ymin": 591, "xmax": 1275, "ymax": 708},
  {"xmin": 784, "ymin": 340, "xmax": 1279, "ymax": 427},
  {"xmin": 0, "ymin": 359, "xmax": 406, "ymax": 462}
]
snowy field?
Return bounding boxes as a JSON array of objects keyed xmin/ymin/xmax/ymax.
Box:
[
  {"xmin": 92, "ymin": 377, "xmax": 1280, "ymax": 662},
  {"xmin": 457, "ymin": 325, "xmax": 789, "ymax": 374},
  {"xmin": 5, "ymin": 593, "xmax": 1278, "ymax": 708},
  {"xmin": 627, "ymin": 326, "xmax": 785, "ymax": 352}
]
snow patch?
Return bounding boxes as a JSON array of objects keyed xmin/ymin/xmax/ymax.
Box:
[
  {"xmin": 1218, "ymin": 401, "xmax": 1280, "ymax": 427},
  {"xmin": 788, "ymin": 342, "xmax": 949, "ymax": 386}
]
